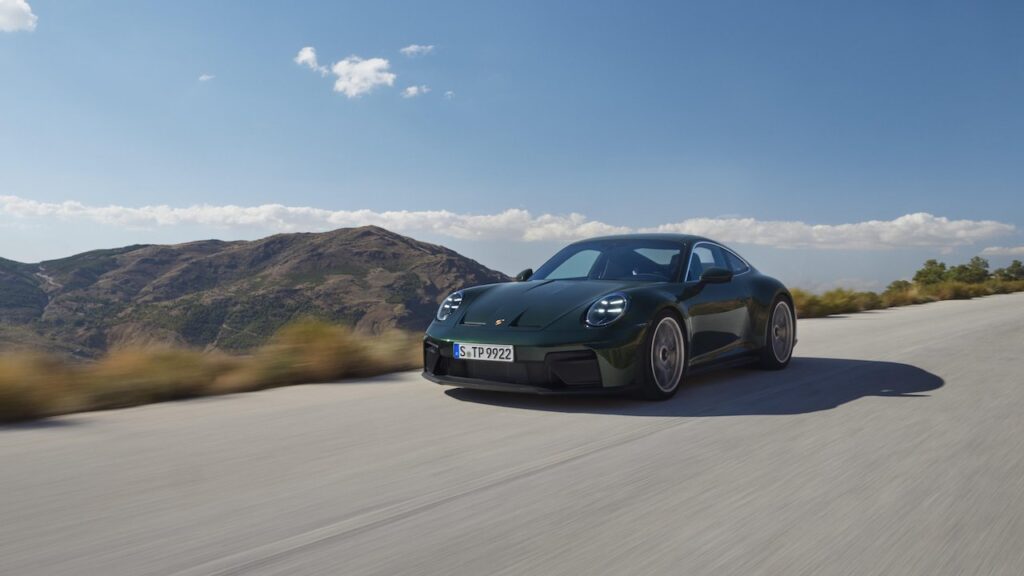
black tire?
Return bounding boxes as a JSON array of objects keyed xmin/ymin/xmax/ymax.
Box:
[
  {"xmin": 638, "ymin": 310, "xmax": 687, "ymax": 400},
  {"xmin": 759, "ymin": 297, "xmax": 795, "ymax": 370}
]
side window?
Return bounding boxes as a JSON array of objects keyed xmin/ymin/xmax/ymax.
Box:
[
  {"xmin": 544, "ymin": 249, "xmax": 600, "ymax": 279},
  {"xmin": 687, "ymin": 245, "xmax": 725, "ymax": 281},
  {"xmin": 724, "ymin": 250, "xmax": 750, "ymax": 274},
  {"xmin": 633, "ymin": 248, "xmax": 677, "ymax": 266}
]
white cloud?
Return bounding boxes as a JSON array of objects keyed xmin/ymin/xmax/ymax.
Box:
[
  {"xmin": 641, "ymin": 213, "xmax": 1015, "ymax": 250},
  {"xmin": 296, "ymin": 47, "xmax": 397, "ymax": 98},
  {"xmin": 330, "ymin": 56, "xmax": 395, "ymax": 98},
  {"xmin": 402, "ymin": 85, "xmax": 431, "ymax": 98},
  {"xmin": 0, "ymin": 0, "xmax": 37, "ymax": 32},
  {"xmin": 198, "ymin": 73, "xmax": 215, "ymax": 82},
  {"xmin": 981, "ymin": 246, "xmax": 1024, "ymax": 256},
  {"xmin": 400, "ymin": 44, "xmax": 434, "ymax": 57},
  {"xmin": 0, "ymin": 196, "xmax": 1015, "ymax": 250},
  {"xmin": 444, "ymin": 90, "xmax": 456, "ymax": 100},
  {"xmin": 294, "ymin": 46, "xmax": 328, "ymax": 76}
]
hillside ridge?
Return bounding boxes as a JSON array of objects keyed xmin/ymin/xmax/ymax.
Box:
[{"xmin": 0, "ymin": 226, "xmax": 507, "ymax": 357}]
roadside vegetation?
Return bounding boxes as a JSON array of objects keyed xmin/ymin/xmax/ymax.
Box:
[
  {"xmin": 2, "ymin": 257, "xmax": 1023, "ymax": 423},
  {"xmin": 0, "ymin": 320, "xmax": 420, "ymax": 423},
  {"xmin": 792, "ymin": 257, "xmax": 1024, "ymax": 318}
]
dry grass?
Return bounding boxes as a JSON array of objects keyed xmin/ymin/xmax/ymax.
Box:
[
  {"xmin": 793, "ymin": 280, "xmax": 1024, "ymax": 318},
  {"xmin": 0, "ymin": 354, "xmax": 76, "ymax": 421},
  {"xmin": 83, "ymin": 348, "xmax": 238, "ymax": 410},
  {"xmin": 211, "ymin": 321, "xmax": 420, "ymax": 394},
  {"xmin": 0, "ymin": 320, "xmax": 421, "ymax": 423}
]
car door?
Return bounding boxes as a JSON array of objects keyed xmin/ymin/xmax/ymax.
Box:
[{"xmin": 683, "ymin": 243, "xmax": 751, "ymax": 361}]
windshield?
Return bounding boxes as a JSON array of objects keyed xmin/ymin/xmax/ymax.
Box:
[{"xmin": 532, "ymin": 239, "xmax": 684, "ymax": 282}]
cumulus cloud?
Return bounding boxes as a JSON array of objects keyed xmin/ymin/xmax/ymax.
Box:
[
  {"xmin": 331, "ymin": 56, "xmax": 395, "ymax": 98},
  {"xmin": 400, "ymin": 44, "xmax": 434, "ymax": 57},
  {"xmin": 295, "ymin": 47, "xmax": 397, "ymax": 98},
  {"xmin": 198, "ymin": 73, "xmax": 215, "ymax": 82},
  {"xmin": 0, "ymin": 0, "xmax": 37, "ymax": 32},
  {"xmin": 981, "ymin": 246, "xmax": 1024, "ymax": 256},
  {"xmin": 402, "ymin": 85, "xmax": 431, "ymax": 98},
  {"xmin": 294, "ymin": 46, "xmax": 328, "ymax": 76},
  {"xmin": 0, "ymin": 196, "xmax": 1015, "ymax": 250}
]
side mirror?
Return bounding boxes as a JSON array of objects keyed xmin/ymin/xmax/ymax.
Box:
[
  {"xmin": 515, "ymin": 268, "xmax": 534, "ymax": 282},
  {"xmin": 700, "ymin": 266, "xmax": 733, "ymax": 284}
]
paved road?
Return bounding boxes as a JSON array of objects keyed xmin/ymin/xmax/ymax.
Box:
[{"xmin": 2, "ymin": 293, "xmax": 1024, "ymax": 575}]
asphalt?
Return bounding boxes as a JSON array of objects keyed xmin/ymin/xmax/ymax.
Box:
[{"xmin": 2, "ymin": 292, "xmax": 1023, "ymax": 575}]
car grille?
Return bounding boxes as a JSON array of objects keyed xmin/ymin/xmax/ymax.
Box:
[{"xmin": 424, "ymin": 343, "xmax": 602, "ymax": 389}]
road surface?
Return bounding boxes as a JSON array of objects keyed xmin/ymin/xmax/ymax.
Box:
[{"xmin": 2, "ymin": 292, "xmax": 1024, "ymax": 575}]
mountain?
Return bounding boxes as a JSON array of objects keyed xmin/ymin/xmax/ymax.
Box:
[{"xmin": 0, "ymin": 226, "xmax": 508, "ymax": 357}]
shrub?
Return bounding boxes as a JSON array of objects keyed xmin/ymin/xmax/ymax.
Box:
[
  {"xmin": 0, "ymin": 354, "xmax": 75, "ymax": 421},
  {"xmin": 83, "ymin": 348, "xmax": 235, "ymax": 410},
  {"xmin": 211, "ymin": 321, "xmax": 421, "ymax": 394},
  {"xmin": 923, "ymin": 281, "xmax": 987, "ymax": 301},
  {"xmin": 817, "ymin": 289, "xmax": 859, "ymax": 315},
  {"xmin": 0, "ymin": 321, "xmax": 421, "ymax": 423},
  {"xmin": 988, "ymin": 279, "xmax": 1024, "ymax": 294},
  {"xmin": 853, "ymin": 291, "xmax": 884, "ymax": 311},
  {"xmin": 790, "ymin": 288, "xmax": 824, "ymax": 318},
  {"xmin": 881, "ymin": 280, "xmax": 932, "ymax": 307}
]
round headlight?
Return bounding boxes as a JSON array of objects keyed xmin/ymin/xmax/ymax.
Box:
[
  {"xmin": 586, "ymin": 293, "xmax": 629, "ymax": 327},
  {"xmin": 437, "ymin": 291, "xmax": 464, "ymax": 321}
]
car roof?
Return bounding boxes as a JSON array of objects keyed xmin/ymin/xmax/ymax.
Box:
[{"xmin": 568, "ymin": 233, "xmax": 712, "ymax": 245}]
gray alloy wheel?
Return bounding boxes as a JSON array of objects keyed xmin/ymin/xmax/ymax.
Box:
[
  {"xmin": 770, "ymin": 300, "xmax": 794, "ymax": 363},
  {"xmin": 760, "ymin": 298, "xmax": 794, "ymax": 369},
  {"xmin": 642, "ymin": 314, "xmax": 685, "ymax": 399}
]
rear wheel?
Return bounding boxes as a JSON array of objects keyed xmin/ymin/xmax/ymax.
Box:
[
  {"xmin": 639, "ymin": 311, "xmax": 686, "ymax": 400},
  {"xmin": 759, "ymin": 298, "xmax": 794, "ymax": 370}
]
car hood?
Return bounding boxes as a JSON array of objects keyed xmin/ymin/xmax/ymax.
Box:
[{"xmin": 461, "ymin": 280, "xmax": 636, "ymax": 329}]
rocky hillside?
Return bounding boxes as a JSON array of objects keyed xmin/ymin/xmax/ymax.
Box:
[{"xmin": 0, "ymin": 226, "xmax": 507, "ymax": 357}]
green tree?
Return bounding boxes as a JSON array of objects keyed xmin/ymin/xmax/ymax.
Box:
[
  {"xmin": 884, "ymin": 280, "xmax": 912, "ymax": 293},
  {"xmin": 1003, "ymin": 259, "xmax": 1019, "ymax": 278},
  {"xmin": 994, "ymin": 259, "xmax": 1024, "ymax": 281},
  {"xmin": 947, "ymin": 256, "xmax": 990, "ymax": 284},
  {"xmin": 1012, "ymin": 260, "xmax": 1024, "ymax": 279},
  {"xmin": 913, "ymin": 259, "xmax": 947, "ymax": 285}
]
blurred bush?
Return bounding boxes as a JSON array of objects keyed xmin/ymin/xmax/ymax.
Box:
[
  {"xmin": 84, "ymin": 348, "xmax": 238, "ymax": 410},
  {"xmin": 212, "ymin": 321, "xmax": 420, "ymax": 394},
  {"xmin": 0, "ymin": 320, "xmax": 421, "ymax": 423},
  {"xmin": 0, "ymin": 353, "xmax": 76, "ymax": 421},
  {"xmin": 791, "ymin": 288, "xmax": 887, "ymax": 318}
]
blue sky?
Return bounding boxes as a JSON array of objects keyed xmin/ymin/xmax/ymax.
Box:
[{"xmin": 2, "ymin": 0, "xmax": 1023, "ymax": 289}]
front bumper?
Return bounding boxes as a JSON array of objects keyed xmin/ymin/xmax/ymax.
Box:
[
  {"xmin": 421, "ymin": 324, "xmax": 646, "ymax": 394},
  {"xmin": 422, "ymin": 370, "xmax": 627, "ymax": 395}
]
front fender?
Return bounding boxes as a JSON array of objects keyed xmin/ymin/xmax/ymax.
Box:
[{"xmin": 748, "ymin": 277, "xmax": 796, "ymax": 349}]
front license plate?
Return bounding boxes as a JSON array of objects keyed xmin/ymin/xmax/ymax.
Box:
[{"xmin": 453, "ymin": 343, "xmax": 514, "ymax": 363}]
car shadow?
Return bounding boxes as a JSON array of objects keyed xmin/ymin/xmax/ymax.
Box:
[{"xmin": 443, "ymin": 357, "xmax": 944, "ymax": 417}]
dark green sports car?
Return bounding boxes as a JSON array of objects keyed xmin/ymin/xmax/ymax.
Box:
[{"xmin": 422, "ymin": 234, "xmax": 796, "ymax": 399}]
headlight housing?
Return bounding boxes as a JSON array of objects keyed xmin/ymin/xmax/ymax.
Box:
[
  {"xmin": 586, "ymin": 292, "xmax": 629, "ymax": 327},
  {"xmin": 436, "ymin": 291, "xmax": 464, "ymax": 321}
]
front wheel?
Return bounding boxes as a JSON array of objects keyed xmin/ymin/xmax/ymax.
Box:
[
  {"xmin": 759, "ymin": 298, "xmax": 795, "ymax": 370},
  {"xmin": 638, "ymin": 311, "xmax": 687, "ymax": 400}
]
